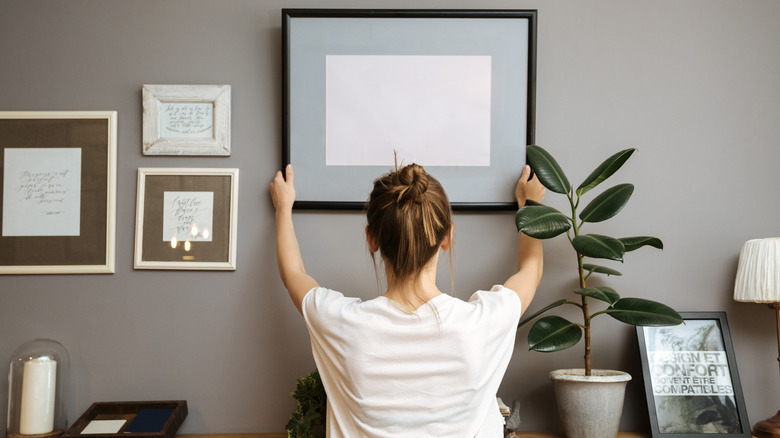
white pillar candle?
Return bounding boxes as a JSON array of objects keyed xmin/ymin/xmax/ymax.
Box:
[{"xmin": 19, "ymin": 357, "xmax": 57, "ymax": 435}]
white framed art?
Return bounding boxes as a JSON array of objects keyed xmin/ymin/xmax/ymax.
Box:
[
  {"xmin": 0, "ymin": 111, "xmax": 117, "ymax": 274},
  {"xmin": 142, "ymin": 84, "xmax": 231, "ymax": 156},
  {"xmin": 134, "ymin": 168, "xmax": 239, "ymax": 270}
]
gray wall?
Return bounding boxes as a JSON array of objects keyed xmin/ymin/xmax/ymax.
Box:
[{"xmin": 1, "ymin": 0, "xmax": 779, "ymax": 433}]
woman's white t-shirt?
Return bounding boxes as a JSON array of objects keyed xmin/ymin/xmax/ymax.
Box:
[{"xmin": 302, "ymin": 285, "xmax": 522, "ymax": 437}]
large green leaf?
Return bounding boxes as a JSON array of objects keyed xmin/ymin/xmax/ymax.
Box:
[
  {"xmin": 579, "ymin": 184, "xmax": 634, "ymax": 223},
  {"xmin": 515, "ymin": 204, "xmax": 571, "ymax": 239},
  {"xmin": 526, "ymin": 145, "xmax": 571, "ymax": 195},
  {"xmin": 619, "ymin": 236, "xmax": 663, "ymax": 252},
  {"xmin": 574, "ymin": 287, "xmax": 620, "ymax": 305},
  {"xmin": 528, "ymin": 316, "xmax": 582, "ymax": 352},
  {"xmin": 576, "ymin": 148, "xmax": 636, "ymax": 196},
  {"xmin": 572, "ymin": 234, "xmax": 625, "ymax": 261},
  {"xmin": 606, "ymin": 298, "xmax": 683, "ymax": 326},
  {"xmin": 582, "ymin": 263, "xmax": 623, "ymax": 277},
  {"xmin": 518, "ymin": 298, "xmax": 568, "ymax": 328}
]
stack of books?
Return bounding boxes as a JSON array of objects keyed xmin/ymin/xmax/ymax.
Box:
[{"xmin": 497, "ymin": 397, "xmax": 511, "ymax": 423}]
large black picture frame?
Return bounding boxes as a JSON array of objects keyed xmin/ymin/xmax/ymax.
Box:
[
  {"xmin": 636, "ymin": 312, "xmax": 751, "ymax": 437},
  {"xmin": 282, "ymin": 9, "xmax": 537, "ymax": 210}
]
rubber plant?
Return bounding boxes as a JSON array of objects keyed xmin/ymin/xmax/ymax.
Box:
[
  {"xmin": 516, "ymin": 145, "xmax": 683, "ymax": 376},
  {"xmin": 286, "ymin": 369, "xmax": 326, "ymax": 438}
]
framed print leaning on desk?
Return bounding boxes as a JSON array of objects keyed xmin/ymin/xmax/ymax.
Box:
[
  {"xmin": 636, "ymin": 312, "xmax": 752, "ymax": 437},
  {"xmin": 282, "ymin": 9, "xmax": 537, "ymax": 210}
]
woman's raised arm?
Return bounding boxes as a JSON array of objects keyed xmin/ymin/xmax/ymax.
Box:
[
  {"xmin": 503, "ymin": 165, "xmax": 545, "ymax": 312},
  {"xmin": 270, "ymin": 164, "xmax": 319, "ymax": 314}
]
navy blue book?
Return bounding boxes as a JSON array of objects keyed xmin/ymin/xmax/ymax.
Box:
[{"xmin": 125, "ymin": 409, "xmax": 173, "ymax": 433}]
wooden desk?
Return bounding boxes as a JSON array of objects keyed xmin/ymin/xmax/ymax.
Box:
[
  {"xmin": 181, "ymin": 432, "xmax": 649, "ymax": 438},
  {"xmin": 181, "ymin": 432, "xmax": 758, "ymax": 438},
  {"xmin": 508, "ymin": 434, "xmax": 758, "ymax": 438},
  {"xmin": 511, "ymin": 433, "xmax": 648, "ymax": 438}
]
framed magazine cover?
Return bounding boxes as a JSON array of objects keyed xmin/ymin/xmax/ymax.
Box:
[
  {"xmin": 636, "ymin": 312, "xmax": 752, "ymax": 437},
  {"xmin": 282, "ymin": 9, "xmax": 537, "ymax": 210}
]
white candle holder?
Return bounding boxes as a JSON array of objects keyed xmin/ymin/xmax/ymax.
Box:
[{"xmin": 7, "ymin": 339, "xmax": 69, "ymax": 438}]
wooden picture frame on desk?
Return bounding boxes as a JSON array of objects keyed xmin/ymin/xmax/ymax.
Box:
[{"xmin": 64, "ymin": 401, "xmax": 187, "ymax": 438}]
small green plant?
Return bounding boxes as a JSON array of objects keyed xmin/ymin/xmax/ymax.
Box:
[
  {"xmin": 516, "ymin": 145, "xmax": 683, "ymax": 376},
  {"xmin": 286, "ymin": 369, "xmax": 326, "ymax": 438}
]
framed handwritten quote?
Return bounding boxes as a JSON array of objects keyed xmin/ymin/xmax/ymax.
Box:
[
  {"xmin": 283, "ymin": 9, "xmax": 537, "ymax": 210},
  {"xmin": 142, "ymin": 84, "xmax": 231, "ymax": 156},
  {"xmin": 0, "ymin": 111, "xmax": 117, "ymax": 274},
  {"xmin": 134, "ymin": 168, "xmax": 238, "ymax": 270},
  {"xmin": 636, "ymin": 312, "xmax": 752, "ymax": 437}
]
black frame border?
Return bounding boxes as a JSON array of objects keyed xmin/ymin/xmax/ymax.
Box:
[{"xmin": 282, "ymin": 8, "xmax": 537, "ymax": 211}]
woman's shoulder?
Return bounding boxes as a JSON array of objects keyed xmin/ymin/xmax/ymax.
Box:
[
  {"xmin": 468, "ymin": 285, "xmax": 521, "ymax": 304},
  {"xmin": 461, "ymin": 285, "xmax": 522, "ymax": 319},
  {"xmin": 304, "ymin": 287, "xmax": 357, "ymax": 307}
]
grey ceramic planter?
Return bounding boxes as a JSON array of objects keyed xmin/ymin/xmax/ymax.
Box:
[{"xmin": 549, "ymin": 369, "xmax": 632, "ymax": 438}]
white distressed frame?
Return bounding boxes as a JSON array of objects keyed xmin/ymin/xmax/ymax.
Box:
[
  {"xmin": 142, "ymin": 84, "xmax": 231, "ymax": 156},
  {"xmin": 0, "ymin": 111, "xmax": 117, "ymax": 274},
  {"xmin": 134, "ymin": 168, "xmax": 239, "ymax": 270}
]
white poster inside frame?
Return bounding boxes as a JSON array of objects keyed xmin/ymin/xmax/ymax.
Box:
[{"xmin": 142, "ymin": 84, "xmax": 231, "ymax": 156}]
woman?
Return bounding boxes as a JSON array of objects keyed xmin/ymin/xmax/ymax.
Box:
[{"xmin": 270, "ymin": 163, "xmax": 545, "ymax": 437}]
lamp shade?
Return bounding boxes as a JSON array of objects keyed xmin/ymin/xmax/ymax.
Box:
[{"xmin": 734, "ymin": 237, "xmax": 780, "ymax": 303}]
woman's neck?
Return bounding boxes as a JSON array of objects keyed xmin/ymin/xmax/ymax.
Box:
[{"xmin": 382, "ymin": 258, "xmax": 442, "ymax": 311}]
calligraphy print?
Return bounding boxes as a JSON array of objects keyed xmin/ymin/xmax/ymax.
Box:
[
  {"xmin": 162, "ymin": 191, "xmax": 214, "ymax": 242},
  {"xmin": 2, "ymin": 148, "xmax": 82, "ymax": 236},
  {"xmin": 160, "ymin": 102, "xmax": 214, "ymax": 139},
  {"xmin": 643, "ymin": 322, "xmax": 743, "ymax": 433}
]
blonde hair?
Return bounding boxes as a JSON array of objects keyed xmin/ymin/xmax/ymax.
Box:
[{"xmin": 366, "ymin": 163, "xmax": 454, "ymax": 293}]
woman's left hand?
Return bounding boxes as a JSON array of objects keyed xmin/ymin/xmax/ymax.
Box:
[{"xmin": 515, "ymin": 165, "xmax": 545, "ymax": 207}]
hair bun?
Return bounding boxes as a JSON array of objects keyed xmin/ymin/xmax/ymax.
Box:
[
  {"xmin": 397, "ymin": 164, "xmax": 429, "ymax": 206},
  {"xmin": 366, "ymin": 162, "xmax": 453, "ymax": 278}
]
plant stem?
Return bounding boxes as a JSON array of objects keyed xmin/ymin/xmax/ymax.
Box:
[
  {"xmin": 579, "ymin": 254, "xmax": 592, "ymax": 376},
  {"xmin": 588, "ymin": 309, "xmax": 610, "ymax": 319},
  {"xmin": 570, "ymin": 190, "xmax": 591, "ymax": 376}
]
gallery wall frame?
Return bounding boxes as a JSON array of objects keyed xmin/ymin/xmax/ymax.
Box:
[
  {"xmin": 142, "ymin": 84, "xmax": 231, "ymax": 156},
  {"xmin": 636, "ymin": 312, "xmax": 752, "ymax": 437},
  {"xmin": 134, "ymin": 168, "xmax": 239, "ymax": 270},
  {"xmin": 0, "ymin": 111, "xmax": 117, "ymax": 274},
  {"xmin": 282, "ymin": 9, "xmax": 537, "ymax": 210}
]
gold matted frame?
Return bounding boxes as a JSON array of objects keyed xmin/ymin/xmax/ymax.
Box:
[
  {"xmin": 134, "ymin": 168, "xmax": 238, "ymax": 270},
  {"xmin": 0, "ymin": 111, "xmax": 117, "ymax": 274}
]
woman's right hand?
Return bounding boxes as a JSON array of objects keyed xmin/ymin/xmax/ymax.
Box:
[
  {"xmin": 515, "ymin": 165, "xmax": 545, "ymax": 207},
  {"xmin": 270, "ymin": 164, "xmax": 296, "ymax": 212}
]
